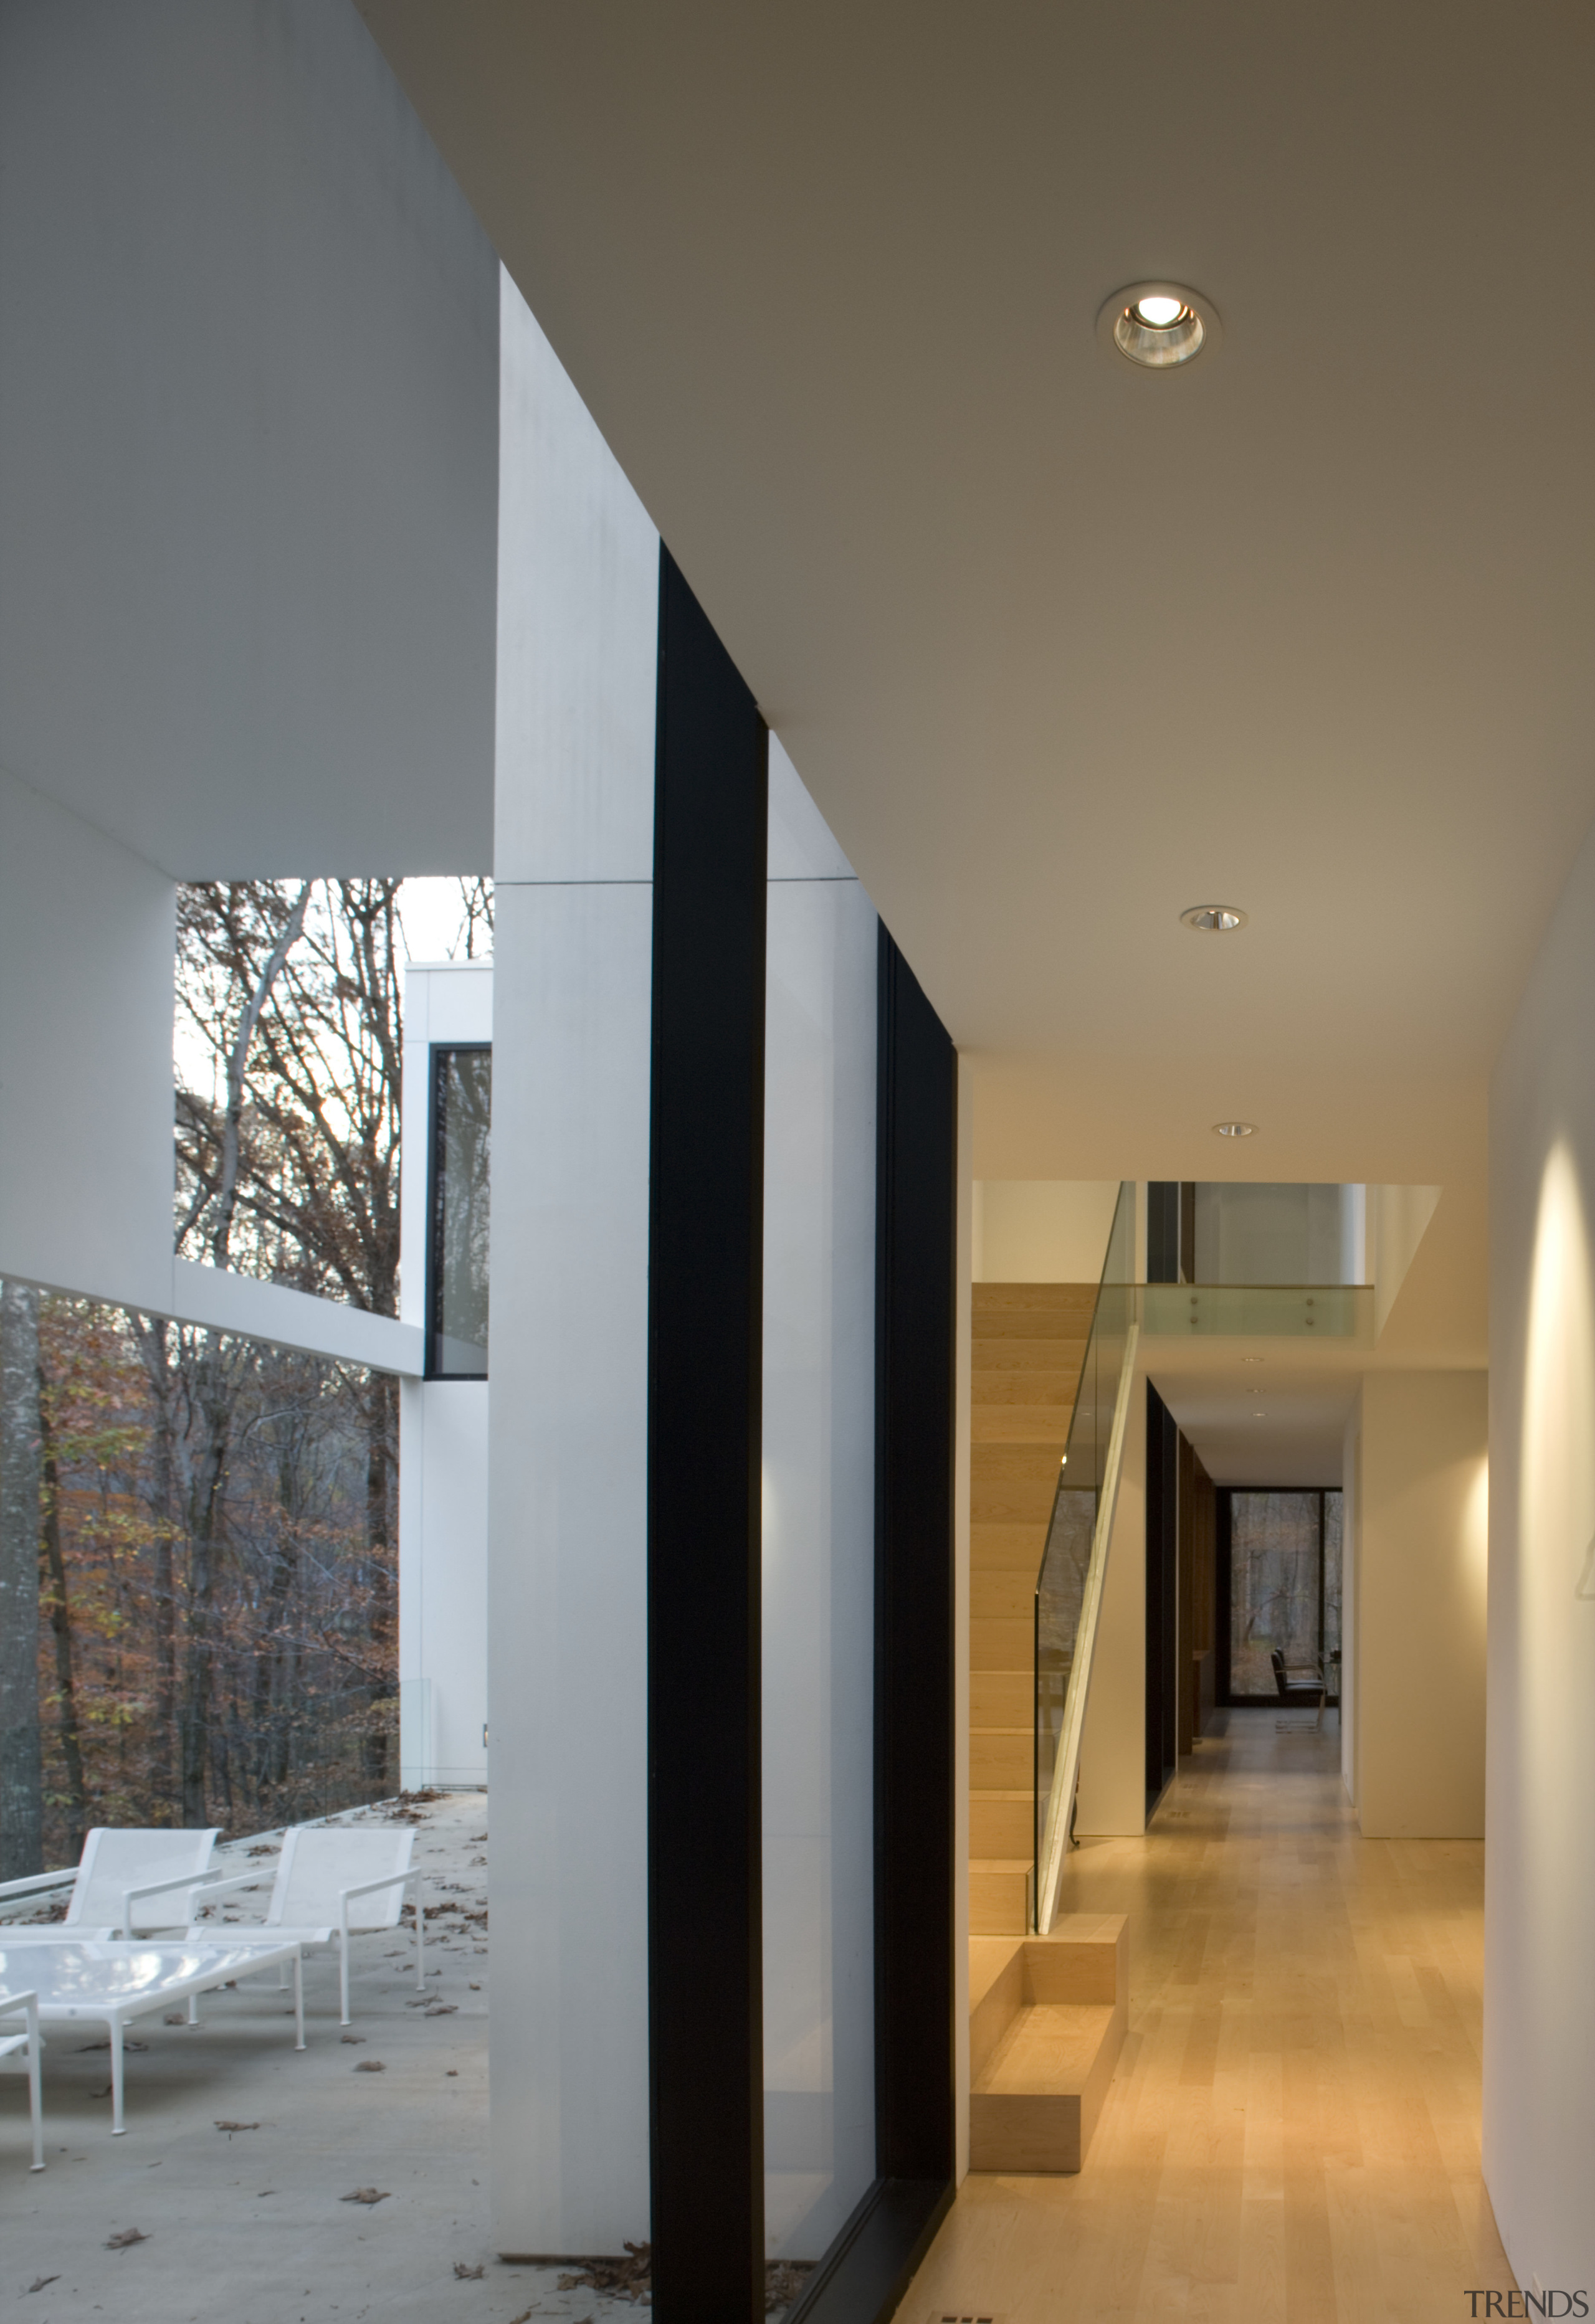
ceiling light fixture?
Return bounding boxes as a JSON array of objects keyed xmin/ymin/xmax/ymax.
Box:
[
  {"xmin": 1098, "ymin": 281, "xmax": 1220, "ymax": 370},
  {"xmin": 1181, "ymin": 904, "xmax": 1247, "ymax": 933},
  {"xmin": 1214, "ymin": 1121, "xmax": 1257, "ymax": 1138}
]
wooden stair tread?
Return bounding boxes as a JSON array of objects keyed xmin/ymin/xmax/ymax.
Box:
[{"xmin": 978, "ymin": 2002, "xmax": 1118, "ymax": 2094}]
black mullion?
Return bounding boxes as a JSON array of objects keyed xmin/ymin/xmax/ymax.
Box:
[{"xmin": 647, "ymin": 546, "xmax": 769, "ymax": 2324}]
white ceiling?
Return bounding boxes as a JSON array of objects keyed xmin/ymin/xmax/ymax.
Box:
[{"xmin": 360, "ymin": 1, "xmax": 1595, "ymax": 1207}]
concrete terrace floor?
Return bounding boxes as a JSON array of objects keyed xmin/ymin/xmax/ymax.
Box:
[{"xmin": 1, "ymin": 1792, "xmax": 636, "ymax": 2324}]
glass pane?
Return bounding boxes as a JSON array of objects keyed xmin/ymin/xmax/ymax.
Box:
[
  {"xmin": 430, "ymin": 1047, "xmax": 491, "ymax": 1375},
  {"xmin": 1323, "ymin": 1489, "xmax": 1343, "ymax": 1683},
  {"xmin": 1034, "ymin": 1183, "xmax": 1136, "ymax": 1925},
  {"xmin": 1229, "ymin": 1491, "xmax": 1321, "ymax": 1696},
  {"xmin": 761, "ymin": 768, "xmax": 876, "ymax": 2273}
]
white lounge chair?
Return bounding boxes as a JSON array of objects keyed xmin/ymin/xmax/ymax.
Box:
[
  {"xmin": 188, "ymin": 1824, "xmax": 423, "ymax": 2025},
  {"xmin": 0, "ymin": 1989, "xmax": 45, "ymax": 2170},
  {"xmin": 0, "ymin": 1827, "xmax": 221, "ymax": 1938},
  {"xmin": 0, "ymin": 1939, "xmax": 305, "ymax": 2135}
]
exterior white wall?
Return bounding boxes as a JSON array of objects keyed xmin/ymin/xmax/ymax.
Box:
[
  {"xmin": 488, "ymin": 270, "xmax": 659, "ymax": 2256},
  {"xmin": 0, "ymin": 770, "xmax": 176, "ymax": 1317},
  {"xmin": 1485, "ymin": 810, "xmax": 1595, "ymax": 2294},
  {"xmin": 760, "ymin": 744, "xmax": 878, "ymax": 2259},
  {"xmin": 0, "ymin": 0, "xmax": 498, "ymax": 880},
  {"xmin": 1351, "ymin": 1371, "xmax": 1487, "ymax": 1839},
  {"xmin": 398, "ymin": 962, "xmax": 492, "ymax": 1790}
]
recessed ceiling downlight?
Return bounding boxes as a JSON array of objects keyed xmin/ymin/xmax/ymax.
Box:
[
  {"xmin": 1181, "ymin": 904, "xmax": 1247, "ymax": 932},
  {"xmin": 1098, "ymin": 281, "xmax": 1218, "ymax": 369},
  {"xmin": 1214, "ymin": 1121, "xmax": 1257, "ymax": 1139}
]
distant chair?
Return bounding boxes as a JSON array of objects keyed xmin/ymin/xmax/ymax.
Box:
[
  {"xmin": 187, "ymin": 1824, "xmax": 423, "ymax": 2025},
  {"xmin": 1271, "ymin": 1649, "xmax": 1328, "ymax": 1731},
  {"xmin": 0, "ymin": 1828, "xmax": 221, "ymax": 1938},
  {"xmin": 0, "ymin": 1989, "xmax": 45, "ymax": 2170}
]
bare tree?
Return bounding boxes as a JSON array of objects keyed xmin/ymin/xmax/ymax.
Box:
[{"xmin": 0, "ymin": 1281, "xmax": 44, "ymax": 1876}]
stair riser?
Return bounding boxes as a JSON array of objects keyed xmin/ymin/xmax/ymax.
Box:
[
  {"xmin": 971, "ymin": 1617, "xmax": 1032, "ymax": 1671},
  {"xmin": 972, "ymin": 1570, "xmax": 1034, "ymax": 1620},
  {"xmin": 973, "ymin": 1523, "xmax": 1045, "ymax": 1570},
  {"xmin": 971, "ymin": 1795, "xmax": 1034, "ymax": 1856},
  {"xmin": 969, "ymin": 1864, "xmax": 1031, "ymax": 1936},
  {"xmin": 972, "ymin": 1671, "xmax": 1032, "ymax": 1725},
  {"xmin": 972, "ymin": 1732, "xmax": 1032, "ymax": 1787}
]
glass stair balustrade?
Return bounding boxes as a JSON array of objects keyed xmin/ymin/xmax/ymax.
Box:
[{"xmin": 1032, "ymin": 1185, "xmax": 1139, "ymax": 1937}]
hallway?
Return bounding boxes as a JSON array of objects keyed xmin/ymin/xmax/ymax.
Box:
[{"xmin": 912, "ymin": 1710, "xmax": 1513, "ymax": 2321}]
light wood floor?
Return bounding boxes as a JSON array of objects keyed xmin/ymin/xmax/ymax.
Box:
[{"xmin": 912, "ymin": 1709, "xmax": 1513, "ymax": 2323}]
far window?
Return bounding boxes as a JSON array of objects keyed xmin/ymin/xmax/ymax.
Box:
[{"xmin": 427, "ymin": 1045, "xmax": 491, "ymax": 1377}]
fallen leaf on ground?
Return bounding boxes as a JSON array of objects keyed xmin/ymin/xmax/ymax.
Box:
[
  {"xmin": 766, "ymin": 2260, "xmax": 816, "ymax": 2313},
  {"xmin": 78, "ymin": 2039, "xmax": 148, "ymax": 2053},
  {"xmin": 446, "ymin": 2069, "xmax": 459, "ymax": 2077},
  {"xmin": 557, "ymin": 2242, "xmax": 652, "ymax": 2303},
  {"xmin": 215, "ymin": 2120, "xmax": 259, "ymax": 2133},
  {"xmin": 163, "ymin": 2013, "xmax": 186, "ymax": 2025},
  {"xmin": 469, "ymin": 1981, "xmax": 481, "ymax": 1991},
  {"xmin": 340, "ymin": 2032, "xmax": 364, "ymax": 2044},
  {"xmin": 425, "ymin": 2004, "xmax": 457, "ymax": 2018},
  {"xmin": 105, "ymin": 2227, "xmax": 149, "ymax": 2249},
  {"xmin": 355, "ymin": 2059, "xmax": 386, "ymax": 2073},
  {"xmin": 92, "ymin": 2085, "xmax": 113, "ymax": 2099},
  {"xmin": 453, "ymin": 2262, "xmax": 485, "ymax": 2280},
  {"xmin": 341, "ymin": 2188, "xmax": 390, "ymax": 2206},
  {"xmin": 26, "ymin": 2277, "xmax": 60, "ymax": 2294}
]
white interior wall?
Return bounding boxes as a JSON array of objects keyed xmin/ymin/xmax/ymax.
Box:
[
  {"xmin": 760, "ymin": 745, "xmax": 878, "ymax": 2259},
  {"xmin": 1352, "ymin": 1370, "xmax": 1487, "ymax": 1839},
  {"xmin": 0, "ymin": 770, "xmax": 176, "ymax": 1317},
  {"xmin": 488, "ymin": 271, "xmax": 659, "ymax": 2254},
  {"xmin": 1485, "ymin": 810, "xmax": 1595, "ymax": 2295},
  {"xmin": 1368, "ymin": 1182, "xmax": 1444, "ymax": 1337},
  {"xmin": 1340, "ymin": 1397, "xmax": 1362, "ymax": 1808},
  {"xmin": 398, "ymin": 962, "xmax": 492, "ymax": 1790},
  {"xmin": 973, "ymin": 1180, "xmax": 1120, "ymax": 1283}
]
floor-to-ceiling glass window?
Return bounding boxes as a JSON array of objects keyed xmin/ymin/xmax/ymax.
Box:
[
  {"xmin": 759, "ymin": 747, "xmax": 878, "ymax": 2268},
  {"xmin": 1223, "ymin": 1489, "xmax": 1343, "ymax": 1705}
]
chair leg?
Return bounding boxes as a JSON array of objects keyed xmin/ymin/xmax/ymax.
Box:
[
  {"xmin": 414, "ymin": 1887, "xmax": 425, "ymax": 1992},
  {"xmin": 28, "ymin": 2028, "xmax": 44, "ymax": 2171},
  {"xmin": 110, "ymin": 2019, "xmax": 126, "ymax": 2137},
  {"xmin": 293, "ymin": 1953, "xmax": 305, "ymax": 2052},
  {"xmin": 340, "ymin": 1930, "xmax": 351, "ymax": 2029},
  {"xmin": 187, "ymin": 1991, "xmax": 199, "ymax": 2026}
]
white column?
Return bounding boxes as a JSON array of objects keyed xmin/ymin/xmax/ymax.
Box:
[
  {"xmin": 398, "ymin": 963, "xmax": 492, "ymax": 1791},
  {"xmin": 488, "ymin": 270, "xmax": 660, "ymax": 2254}
]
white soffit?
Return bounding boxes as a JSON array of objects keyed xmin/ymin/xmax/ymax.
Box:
[
  {"xmin": 358, "ymin": 2, "xmax": 1595, "ymax": 1185},
  {"xmin": 0, "ymin": 2, "xmax": 498, "ymax": 878}
]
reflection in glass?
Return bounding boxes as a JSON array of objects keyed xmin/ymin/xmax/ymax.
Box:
[{"xmin": 429, "ymin": 1046, "xmax": 491, "ymax": 1376}]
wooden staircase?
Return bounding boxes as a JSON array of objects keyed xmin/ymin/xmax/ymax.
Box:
[
  {"xmin": 969, "ymin": 1283, "xmax": 1097, "ymax": 1936},
  {"xmin": 969, "ymin": 1914, "xmax": 1128, "ymax": 2171}
]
